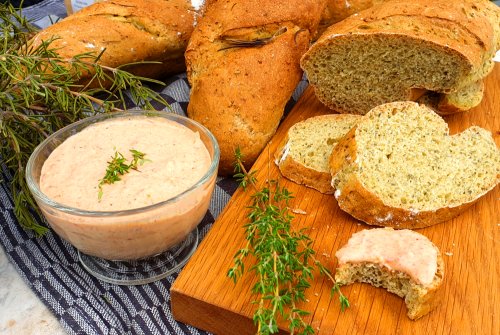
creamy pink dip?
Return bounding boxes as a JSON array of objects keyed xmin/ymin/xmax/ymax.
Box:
[
  {"xmin": 38, "ymin": 116, "xmax": 215, "ymax": 260},
  {"xmin": 335, "ymin": 228, "xmax": 438, "ymax": 286},
  {"xmin": 41, "ymin": 116, "xmax": 211, "ymax": 211}
]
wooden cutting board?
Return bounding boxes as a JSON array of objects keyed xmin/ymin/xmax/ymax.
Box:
[{"xmin": 171, "ymin": 65, "xmax": 500, "ymax": 335}]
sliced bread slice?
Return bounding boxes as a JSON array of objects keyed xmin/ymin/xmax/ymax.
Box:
[
  {"xmin": 275, "ymin": 114, "xmax": 361, "ymax": 193},
  {"xmin": 301, "ymin": 0, "xmax": 498, "ymax": 115},
  {"xmin": 335, "ymin": 228, "xmax": 444, "ymax": 320},
  {"xmin": 329, "ymin": 101, "xmax": 500, "ymax": 229},
  {"xmin": 418, "ymin": 80, "xmax": 485, "ymax": 115}
]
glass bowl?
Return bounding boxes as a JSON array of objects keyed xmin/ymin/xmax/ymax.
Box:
[{"xmin": 26, "ymin": 110, "xmax": 219, "ymax": 285}]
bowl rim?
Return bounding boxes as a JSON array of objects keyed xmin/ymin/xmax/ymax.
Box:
[{"xmin": 25, "ymin": 110, "xmax": 220, "ymax": 217}]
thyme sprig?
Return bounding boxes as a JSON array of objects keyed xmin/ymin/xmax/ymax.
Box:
[
  {"xmin": 228, "ymin": 148, "xmax": 349, "ymax": 335},
  {"xmin": 0, "ymin": 3, "xmax": 169, "ymax": 235},
  {"xmin": 98, "ymin": 149, "xmax": 149, "ymax": 200}
]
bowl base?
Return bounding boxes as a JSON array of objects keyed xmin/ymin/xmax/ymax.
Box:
[{"xmin": 78, "ymin": 228, "xmax": 199, "ymax": 285}]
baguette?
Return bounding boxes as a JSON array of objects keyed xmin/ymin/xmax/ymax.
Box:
[
  {"xmin": 30, "ymin": 0, "xmax": 197, "ymax": 86},
  {"xmin": 274, "ymin": 114, "xmax": 360, "ymax": 193},
  {"xmin": 185, "ymin": 0, "xmax": 326, "ymax": 175},
  {"xmin": 329, "ymin": 101, "xmax": 500, "ymax": 229},
  {"xmin": 335, "ymin": 228, "xmax": 445, "ymax": 320},
  {"xmin": 301, "ymin": 0, "xmax": 499, "ymax": 115}
]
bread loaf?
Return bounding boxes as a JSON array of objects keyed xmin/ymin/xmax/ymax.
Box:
[
  {"xmin": 185, "ymin": 0, "xmax": 326, "ymax": 175},
  {"xmin": 274, "ymin": 114, "xmax": 360, "ymax": 193},
  {"xmin": 318, "ymin": 0, "xmax": 387, "ymax": 35},
  {"xmin": 335, "ymin": 228, "xmax": 444, "ymax": 320},
  {"xmin": 30, "ymin": 0, "xmax": 197, "ymax": 86},
  {"xmin": 301, "ymin": 0, "xmax": 499, "ymax": 115},
  {"xmin": 329, "ymin": 101, "xmax": 500, "ymax": 229}
]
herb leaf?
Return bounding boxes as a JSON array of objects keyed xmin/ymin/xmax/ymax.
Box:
[
  {"xmin": 97, "ymin": 149, "xmax": 149, "ymax": 200},
  {"xmin": 0, "ymin": 3, "xmax": 169, "ymax": 235}
]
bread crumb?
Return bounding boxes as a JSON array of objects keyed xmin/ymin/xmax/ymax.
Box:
[
  {"xmin": 334, "ymin": 189, "xmax": 341, "ymax": 199},
  {"xmin": 291, "ymin": 208, "xmax": 307, "ymax": 215},
  {"xmin": 445, "ymin": 252, "xmax": 453, "ymax": 256}
]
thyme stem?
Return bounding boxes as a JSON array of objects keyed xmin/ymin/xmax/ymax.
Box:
[{"xmin": 228, "ymin": 148, "xmax": 349, "ymax": 335}]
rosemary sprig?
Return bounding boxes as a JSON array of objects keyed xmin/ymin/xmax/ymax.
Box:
[
  {"xmin": 228, "ymin": 148, "xmax": 349, "ymax": 335},
  {"xmin": 0, "ymin": 3, "xmax": 169, "ymax": 235},
  {"xmin": 219, "ymin": 26, "xmax": 288, "ymax": 51},
  {"xmin": 98, "ymin": 149, "xmax": 149, "ymax": 200}
]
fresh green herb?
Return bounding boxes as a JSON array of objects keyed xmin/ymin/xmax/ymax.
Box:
[
  {"xmin": 98, "ymin": 149, "xmax": 149, "ymax": 200},
  {"xmin": 228, "ymin": 148, "xmax": 349, "ymax": 335},
  {"xmin": 0, "ymin": 3, "xmax": 169, "ymax": 235}
]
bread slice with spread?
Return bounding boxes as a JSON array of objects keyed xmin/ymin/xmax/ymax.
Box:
[
  {"xmin": 329, "ymin": 101, "xmax": 500, "ymax": 229},
  {"xmin": 274, "ymin": 114, "xmax": 361, "ymax": 193},
  {"xmin": 335, "ymin": 228, "xmax": 445, "ymax": 320}
]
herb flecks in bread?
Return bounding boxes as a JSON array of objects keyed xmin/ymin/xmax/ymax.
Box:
[
  {"xmin": 275, "ymin": 114, "xmax": 361, "ymax": 193},
  {"xmin": 186, "ymin": 0, "xmax": 326, "ymax": 175},
  {"xmin": 335, "ymin": 228, "xmax": 444, "ymax": 320},
  {"xmin": 329, "ymin": 101, "xmax": 500, "ymax": 229},
  {"xmin": 301, "ymin": 0, "xmax": 500, "ymax": 115}
]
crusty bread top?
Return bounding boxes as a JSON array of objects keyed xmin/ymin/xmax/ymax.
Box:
[
  {"xmin": 186, "ymin": 0, "xmax": 326, "ymax": 175},
  {"xmin": 195, "ymin": 0, "xmax": 326, "ymax": 39},
  {"xmin": 330, "ymin": 101, "xmax": 500, "ymax": 212},
  {"xmin": 301, "ymin": 0, "xmax": 499, "ymax": 115},
  {"xmin": 318, "ymin": 0, "xmax": 387, "ymax": 34},
  {"xmin": 316, "ymin": 0, "xmax": 495, "ymax": 66},
  {"xmin": 31, "ymin": 0, "xmax": 195, "ymax": 78}
]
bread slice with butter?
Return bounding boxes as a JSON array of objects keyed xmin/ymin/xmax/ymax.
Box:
[
  {"xmin": 274, "ymin": 114, "xmax": 361, "ymax": 193},
  {"xmin": 335, "ymin": 228, "xmax": 445, "ymax": 320},
  {"xmin": 329, "ymin": 101, "xmax": 500, "ymax": 229}
]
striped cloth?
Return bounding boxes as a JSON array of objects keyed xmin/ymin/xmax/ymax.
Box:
[{"xmin": 0, "ymin": 2, "xmax": 309, "ymax": 333}]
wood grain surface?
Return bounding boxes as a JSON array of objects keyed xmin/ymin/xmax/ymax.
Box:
[{"xmin": 171, "ymin": 65, "xmax": 500, "ymax": 335}]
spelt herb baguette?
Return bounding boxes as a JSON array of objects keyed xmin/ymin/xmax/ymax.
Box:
[
  {"xmin": 302, "ymin": 0, "xmax": 500, "ymax": 115},
  {"xmin": 185, "ymin": 0, "xmax": 326, "ymax": 175},
  {"xmin": 329, "ymin": 101, "xmax": 500, "ymax": 229},
  {"xmin": 335, "ymin": 228, "xmax": 445, "ymax": 320},
  {"xmin": 274, "ymin": 114, "xmax": 361, "ymax": 194},
  {"xmin": 30, "ymin": 0, "xmax": 197, "ymax": 86}
]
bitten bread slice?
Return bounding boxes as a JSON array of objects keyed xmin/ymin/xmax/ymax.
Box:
[
  {"xmin": 274, "ymin": 114, "xmax": 361, "ymax": 193},
  {"xmin": 301, "ymin": 0, "xmax": 499, "ymax": 115},
  {"xmin": 329, "ymin": 101, "xmax": 500, "ymax": 229},
  {"xmin": 335, "ymin": 228, "xmax": 444, "ymax": 320}
]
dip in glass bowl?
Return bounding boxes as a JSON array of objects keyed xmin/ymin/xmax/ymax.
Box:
[{"xmin": 26, "ymin": 110, "xmax": 219, "ymax": 285}]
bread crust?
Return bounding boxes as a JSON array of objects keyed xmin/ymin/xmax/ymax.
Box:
[
  {"xmin": 30, "ymin": 0, "xmax": 195, "ymax": 85},
  {"xmin": 274, "ymin": 114, "xmax": 360, "ymax": 194},
  {"xmin": 186, "ymin": 0, "xmax": 326, "ymax": 175},
  {"xmin": 275, "ymin": 135, "xmax": 335, "ymax": 194},
  {"xmin": 302, "ymin": 0, "xmax": 498, "ymax": 115},
  {"xmin": 328, "ymin": 102, "xmax": 499, "ymax": 229},
  {"xmin": 318, "ymin": 0, "xmax": 386, "ymax": 35}
]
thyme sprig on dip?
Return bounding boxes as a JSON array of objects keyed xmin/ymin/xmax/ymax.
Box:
[
  {"xmin": 228, "ymin": 148, "xmax": 349, "ymax": 335},
  {"xmin": 98, "ymin": 149, "xmax": 149, "ymax": 200},
  {"xmin": 0, "ymin": 3, "xmax": 169, "ymax": 235}
]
